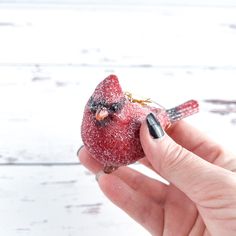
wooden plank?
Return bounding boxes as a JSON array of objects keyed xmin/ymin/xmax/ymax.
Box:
[
  {"xmin": 0, "ymin": 4, "xmax": 236, "ymax": 236},
  {"xmin": 2, "ymin": 0, "xmax": 236, "ymax": 7},
  {"xmin": 1, "ymin": 66, "xmax": 236, "ymax": 163},
  {"xmin": 0, "ymin": 6, "xmax": 236, "ymax": 66},
  {"xmin": 0, "ymin": 165, "xmax": 149, "ymax": 236}
]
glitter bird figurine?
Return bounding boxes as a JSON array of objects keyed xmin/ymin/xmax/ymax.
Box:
[{"xmin": 81, "ymin": 74, "xmax": 199, "ymax": 173}]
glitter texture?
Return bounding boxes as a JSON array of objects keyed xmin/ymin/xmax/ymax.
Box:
[{"xmin": 81, "ymin": 74, "xmax": 199, "ymax": 172}]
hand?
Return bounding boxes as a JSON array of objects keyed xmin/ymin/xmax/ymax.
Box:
[{"xmin": 78, "ymin": 120, "xmax": 236, "ymax": 236}]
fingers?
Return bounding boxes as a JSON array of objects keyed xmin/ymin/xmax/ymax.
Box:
[
  {"xmin": 78, "ymin": 146, "xmax": 103, "ymax": 173},
  {"xmin": 78, "ymin": 146, "xmax": 166, "ymax": 234},
  {"xmin": 78, "ymin": 146, "xmax": 168, "ymax": 203},
  {"xmin": 97, "ymin": 172, "xmax": 164, "ymax": 235},
  {"xmin": 114, "ymin": 167, "xmax": 168, "ymax": 203},
  {"xmin": 139, "ymin": 157, "xmax": 156, "ymax": 172},
  {"xmin": 166, "ymin": 121, "xmax": 227, "ymax": 164},
  {"xmin": 140, "ymin": 117, "xmax": 235, "ymax": 203},
  {"xmin": 167, "ymin": 121, "xmax": 236, "ymax": 172}
]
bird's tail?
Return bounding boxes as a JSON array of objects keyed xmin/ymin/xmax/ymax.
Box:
[{"xmin": 166, "ymin": 100, "xmax": 199, "ymax": 123}]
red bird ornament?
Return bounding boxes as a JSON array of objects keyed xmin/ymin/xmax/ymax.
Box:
[{"xmin": 81, "ymin": 74, "xmax": 199, "ymax": 173}]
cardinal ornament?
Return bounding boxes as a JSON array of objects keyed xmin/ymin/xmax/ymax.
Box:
[{"xmin": 81, "ymin": 74, "xmax": 199, "ymax": 173}]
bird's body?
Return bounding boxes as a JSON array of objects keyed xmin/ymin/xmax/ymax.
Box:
[{"xmin": 81, "ymin": 75, "xmax": 199, "ymax": 173}]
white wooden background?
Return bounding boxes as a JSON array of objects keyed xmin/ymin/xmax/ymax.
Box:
[{"xmin": 0, "ymin": 2, "xmax": 236, "ymax": 236}]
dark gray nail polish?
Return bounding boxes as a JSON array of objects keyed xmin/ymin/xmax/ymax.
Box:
[
  {"xmin": 77, "ymin": 145, "xmax": 84, "ymax": 156},
  {"xmin": 146, "ymin": 113, "xmax": 164, "ymax": 139}
]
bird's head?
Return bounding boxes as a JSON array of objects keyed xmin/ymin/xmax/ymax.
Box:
[{"xmin": 88, "ymin": 74, "xmax": 126, "ymax": 123}]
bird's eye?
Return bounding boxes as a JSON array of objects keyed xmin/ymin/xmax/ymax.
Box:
[
  {"xmin": 90, "ymin": 104, "xmax": 97, "ymax": 113},
  {"xmin": 110, "ymin": 103, "xmax": 121, "ymax": 113},
  {"xmin": 89, "ymin": 97, "xmax": 97, "ymax": 113}
]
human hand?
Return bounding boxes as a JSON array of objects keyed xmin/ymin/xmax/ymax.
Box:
[{"xmin": 78, "ymin": 116, "xmax": 236, "ymax": 236}]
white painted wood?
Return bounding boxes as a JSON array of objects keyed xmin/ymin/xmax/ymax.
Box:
[
  {"xmin": 0, "ymin": 4, "xmax": 236, "ymax": 236},
  {"xmin": 0, "ymin": 6, "xmax": 236, "ymax": 66},
  {"xmin": 2, "ymin": 0, "xmax": 236, "ymax": 7},
  {"xmin": 0, "ymin": 165, "xmax": 149, "ymax": 236},
  {"xmin": 1, "ymin": 66, "xmax": 236, "ymax": 163}
]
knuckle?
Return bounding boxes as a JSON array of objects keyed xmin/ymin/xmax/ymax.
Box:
[{"xmin": 160, "ymin": 141, "xmax": 189, "ymax": 174}]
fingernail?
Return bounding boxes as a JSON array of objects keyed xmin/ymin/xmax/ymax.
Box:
[
  {"xmin": 76, "ymin": 145, "xmax": 84, "ymax": 157},
  {"xmin": 146, "ymin": 113, "xmax": 164, "ymax": 139},
  {"xmin": 95, "ymin": 170, "xmax": 105, "ymax": 182}
]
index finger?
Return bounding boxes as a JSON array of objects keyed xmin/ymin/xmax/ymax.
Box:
[{"xmin": 166, "ymin": 121, "xmax": 226, "ymax": 164}]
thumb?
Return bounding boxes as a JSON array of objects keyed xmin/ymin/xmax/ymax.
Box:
[{"xmin": 140, "ymin": 113, "xmax": 232, "ymax": 203}]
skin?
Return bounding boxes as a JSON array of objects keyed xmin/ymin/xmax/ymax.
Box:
[{"xmin": 78, "ymin": 120, "xmax": 236, "ymax": 236}]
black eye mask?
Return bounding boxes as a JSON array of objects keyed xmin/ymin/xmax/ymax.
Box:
[{"xmin": 88, "ymin": 96, "xmax": 126, "ymax": 114}]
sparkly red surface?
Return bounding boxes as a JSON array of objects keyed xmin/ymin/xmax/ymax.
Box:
[{"xmin": 81, "ymin": 75, "xmax": 199, "ymax": 169}]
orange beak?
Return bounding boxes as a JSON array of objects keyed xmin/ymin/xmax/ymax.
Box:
[{"xmin": 95, "ymin": 107, "xmax": 109, "ymax": 121}]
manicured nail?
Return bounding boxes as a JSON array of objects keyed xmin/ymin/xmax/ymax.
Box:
[
  {"xmin": 146, "ymin": 113, "xmax": 164, "ymax": 139},
  {"xmin": 95, "ymin": 171, "xmax": 105, "ymax": 182},
  {"xmin": 76, "ymin": 145, "xmax": 84, "ymax": 157}
]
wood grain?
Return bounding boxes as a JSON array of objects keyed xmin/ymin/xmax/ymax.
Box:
[{"xmin": 0, "ymin": 3, "xmax": 236, "ymax": 236}]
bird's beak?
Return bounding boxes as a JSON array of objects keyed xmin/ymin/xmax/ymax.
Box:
[{"xmin": 95, "ymin": 107, "xmax": 109, "ymax": 121}]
